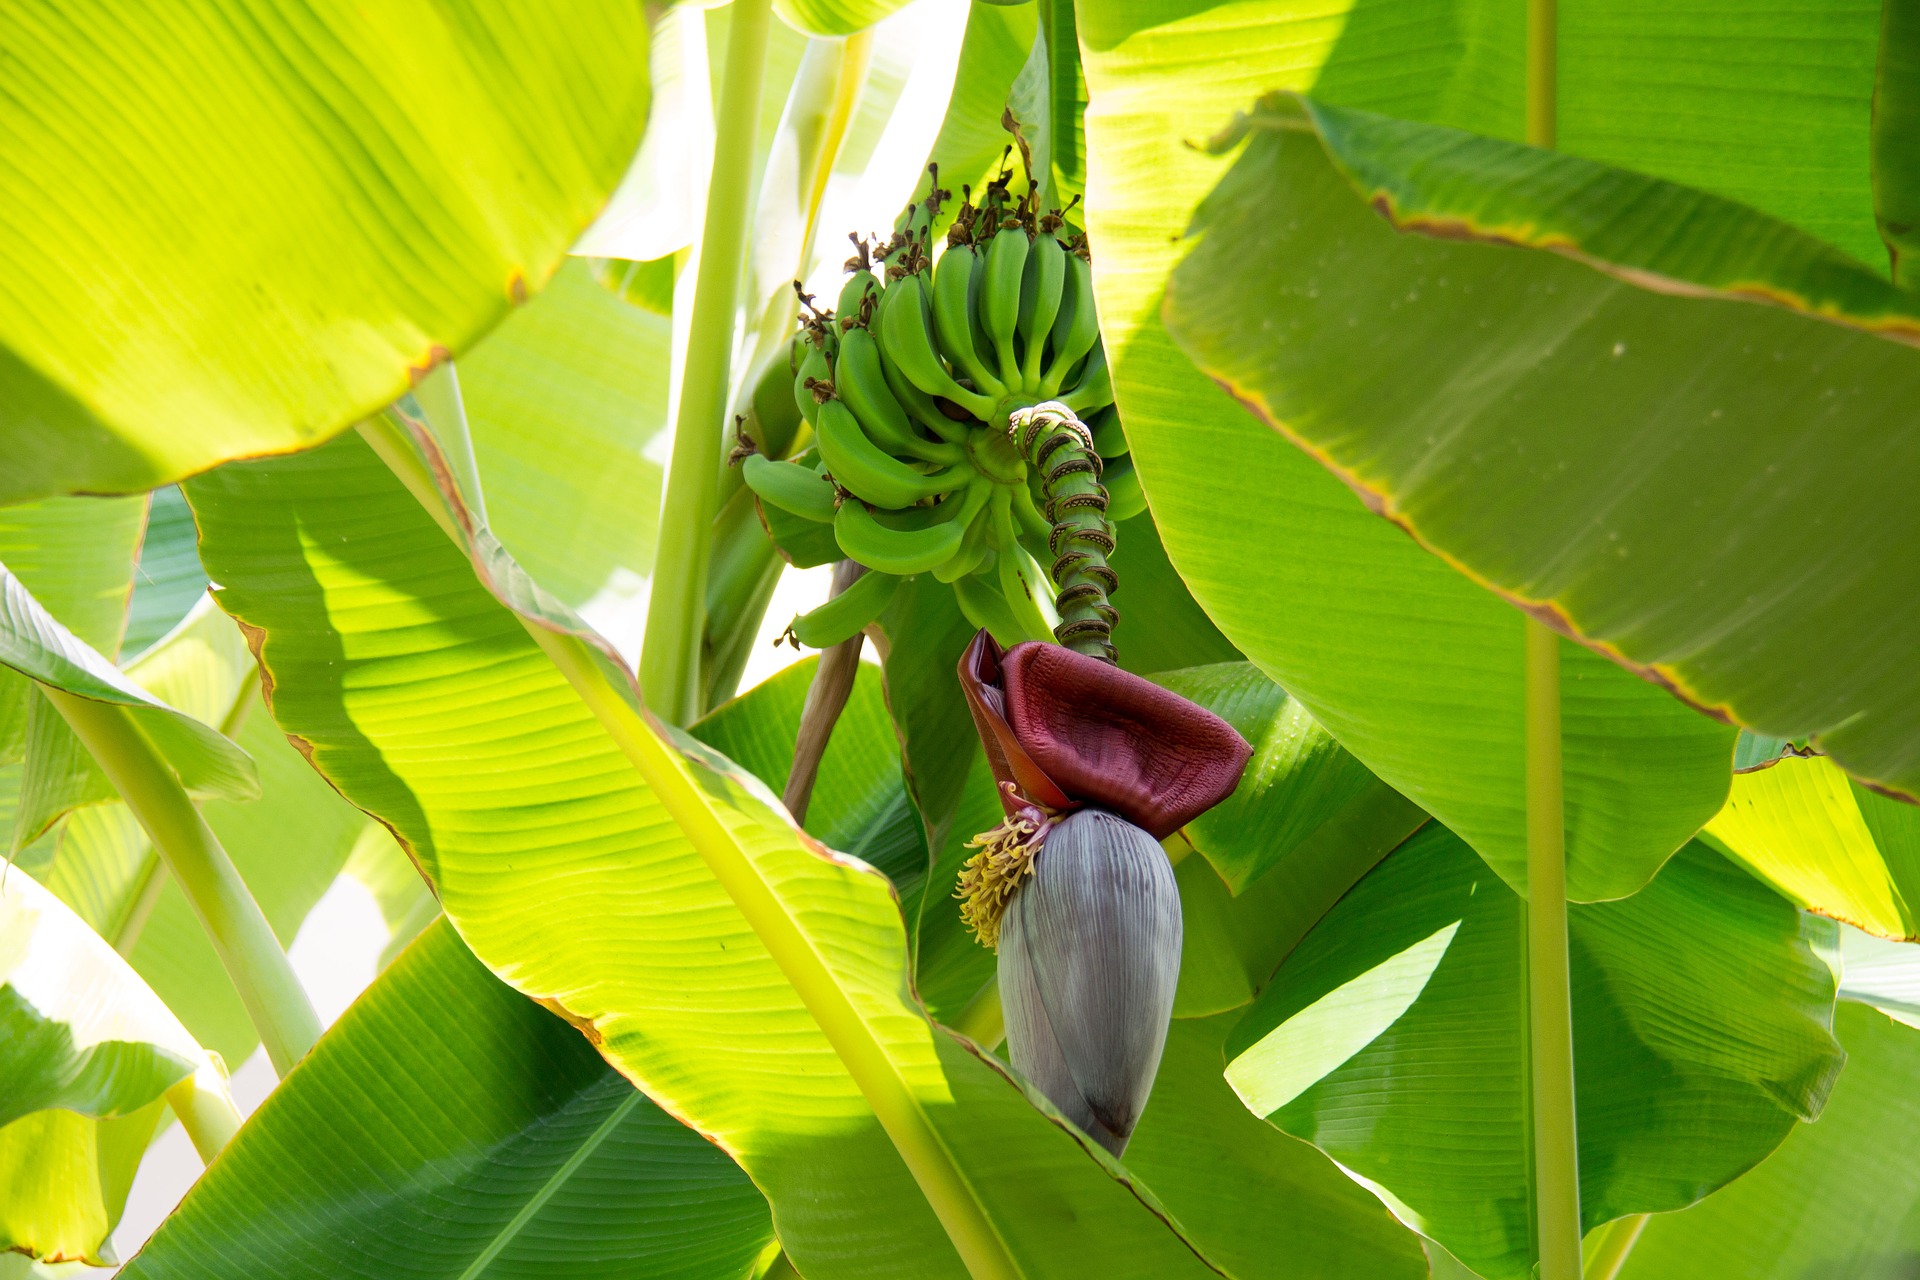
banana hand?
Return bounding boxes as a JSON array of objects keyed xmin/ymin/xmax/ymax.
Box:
[{"xmin": 876, "ymin": 275, "xmax": 996, "ymax": 421}]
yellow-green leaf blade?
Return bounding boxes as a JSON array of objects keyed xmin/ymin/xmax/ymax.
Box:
[{"xmin": 0, "ymin": 1, "xmax": 650, "ymax": 503}]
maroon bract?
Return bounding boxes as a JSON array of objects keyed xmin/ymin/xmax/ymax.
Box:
[{"xmin": 958, "ymin": 630, "xmax": 1252, "ymax": 839}]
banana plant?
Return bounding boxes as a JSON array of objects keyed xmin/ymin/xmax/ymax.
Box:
[{"xmin": 4, "ymin": 1, "xmax": 1920, "ymax": 1279}]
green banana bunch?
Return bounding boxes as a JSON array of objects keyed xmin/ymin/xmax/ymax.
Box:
[{"xmin": 742, "ymin": 162, "xmax": 1135, "ymax": 661}]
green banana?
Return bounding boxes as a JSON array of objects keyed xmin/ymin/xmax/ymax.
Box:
[
  {"xmin": 834, "ymin": 327, "xmax": 962, "ymax": 464},
  {"xmin": 743, "ymin": 454, "xmax": 837, "ymax": 523},
  {"xmin": 1087, "ymin": 402, "xmax": 1128, "ymax": 458},
  {"xmin": 835, "ymin": 497, "xmax": 967, "ymax": 574},
  {"xmin": 954, "ymin": 569, "xmax": 1030, "ymax": 648},
  {"xmin": 982, "ymin": 226, "xmax": 1029, "ymax": 388},
  {"xmin": 1060, "ymin": 340, "xmax": 1111, "ymax": 414},
  {"xmin": 750, "ymin": 339, "xmax": 804, "ymax": 460},
  {"xmin": 790, "ymin": 568, "xmax": 901, "ymax": 649},
  {"xmin": 1040, "ymin": 253, "xmax": 1101, "ymax": 396},
  {"xmin": 932, "ymin": 479, "xmax": 996, "ymax": 582},
  {"xmin": 1017, "ymin": 234, "xmax": 1067, "ymax": 388},
  {"xmin": 985, "ymin": 492, "xmax": 1055, "ymax": 642},
  {"xmin": 876, "ymin": 274, "xmax": 996, "ymax": 420},
  {"xmin": 1011, "ymin": 475, "xmax": 1054, "ymax": 547},
  {"xmin": 932, "ymin": 243, "xmax": 1006, "ymax": 398},
  {"xmin": 1103, "ymin": 452, "xmax": 1148, "ymax": 522},
  {"xmin": 815, "ymin": 400, "xmax": 958, "ymax": 509},
  {"xmin": 794, "ymin": 340, "xmax": 832, "ymax": 429}
]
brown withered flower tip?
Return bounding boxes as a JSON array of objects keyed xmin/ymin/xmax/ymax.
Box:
[{"xmin": 957, "ymin": 630, "xmax": 1252, "ymax": 839}]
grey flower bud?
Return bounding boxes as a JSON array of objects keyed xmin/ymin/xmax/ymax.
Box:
[{"xmin": 998, "ymin": 807, "xmax": 1182, "ymax": 1156}]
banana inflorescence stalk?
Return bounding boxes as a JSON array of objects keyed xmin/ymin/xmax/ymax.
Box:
[{"xmin": 737, "ymin": 154, "xmax": 1134, "ymax": 661}]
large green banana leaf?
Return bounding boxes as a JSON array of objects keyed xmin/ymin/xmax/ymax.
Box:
[
  {"xmin": 0, "ymin": 1102, "xmax": 164, "ymax": 1268},
  {"xmin": 0, "ymin": 0, "xmax": 649, "ymax": 505},
  {"xmin": 185, "ymin": 428, "xmax": 1234, "ymax": 1280},
  {"xmin": 1223, "ymin": 827, "xmax": 1843, "ymax": 1280},
  {"xmin": 694, "ymin": 658, "xmax": 928, "ymax": 900},
  {"xmin": 1127, "ymin": 1013, "xmax": 1427, "ymax": 1279},
  {"xmin": 1620, "ymin": 1002, "xmax": 1920, "ymax": 1278},
  {"xmin": 1079, "ymin": 0, "xmax": 1737, "ymax": 902},
  {"xmin": 1153, "ymin": 663, "xmax": 1423, "ymax": 894},
  {"xmin": 0, "ymin": 867, "xmax": 206, "ymax": 1265},
  {"xmin": 1165, "ymin": 94, "xmax": 1920, "ymax": 808},
  {"xmin": 122, "ymin": 918, "xmax": 774, "ymax": 1280},
  {"xmin": 1705, "ymin": 754, "xmax": 1920, "ymax": 941},
  {"xmin": 0, "ymin": 866, "xmax": 202, "ymax": 1128}
]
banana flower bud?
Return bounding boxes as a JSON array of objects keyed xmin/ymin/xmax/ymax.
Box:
[{"xmin": 955, "ymin": 631, "xmax": 1251, "ymax": 1154}]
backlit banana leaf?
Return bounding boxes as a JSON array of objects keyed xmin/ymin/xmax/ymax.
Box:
[
  {"xmin": 13, "ymin": 599, "xmax": 255, "ymax": 855},
  {"xmin": 0, "ymin": 567, "xmax": 255, "ymax": 815},
  {"xmin": 0, "ymin": 1102, "xmax": 163, "ymax": 1267},
  {"xmin": 0, "ymin": 866, "xmax": 201, "ymax": 1128},
  {"xmin": 1705, "ymin": 754, "xmax": 1920, "ymax": 941},
  {"xmin": 1166, "ymin": 92, "xmax": 1920, "ymax": 804},
  {"xmin": 694, "ymin": 658, "xmax": 928, "ymax": 901},
  {"xmin": 186, "ymin": 428, "xmax": 1234, "ymax": 1280},
  {"xmin": 1832, "ymin": 925, "xmax": 1920, "ymax": 1030},
  {"xmin": 0, "ymin": 497, "xmax": 145, "ymax": 763},
  {"xmin": 775, "ymin": 0, "xmax": 922, "ymax": 43},
  {"xmin": 924, "ymin": 1, "xmax": 1041, "ymax": 225},
  {"xmin": 1223, "ymin": 827, "xmax": 1843, "ymax": 1280},
  {"xmin": 0, "ymin": 868, "xmax": 204, "ymax": 1265},
  {"xmin": 122, "ymin": 918, "xmax": 774, "ymax": 1280},
  {"xmin": 459, "ymin": 261, "xmax": 672, "ymax": 632},
  {"xmin": 1080, "ymin": 0, "xmax": 1737, "ymax": 902},
  {"xmin": 1620, "ymin": 1003, "xmax": 1920, "ymax": 1279},
  {"xmin": 0, "ymin": 0, "xmax": 649, "ymax": 505},
  {"xmin": 122, "ymin": 488, "xmax": 210, "ymax": 659}
]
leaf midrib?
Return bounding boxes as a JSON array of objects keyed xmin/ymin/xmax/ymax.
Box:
[{"xmin": 455, "ymin": 1088, "xmax": 643, "ymax": 1280}]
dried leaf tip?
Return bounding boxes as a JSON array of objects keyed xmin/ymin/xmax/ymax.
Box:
[{"xmin": 956, "ymin": 787, "xmax": 1056, "ymax": 949}]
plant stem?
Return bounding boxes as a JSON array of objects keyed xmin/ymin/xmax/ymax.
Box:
[
  {"xmin": 1583, "ymin": 1215, "xmax": 1649, "ymax": 1280},
  {"xmin": 640, "ymin": 0, "xmax": 775, "ymax": 726},
  {"xmin": 1525, "ymin": 617, "xmax": 1581, "ymax": 1280},
  {"xmin": 1525, "ymin": 0, "xmax": 1577, "ymax": 1268},
  {"xmin": 1527, "ymin": 0, "xmax": 1557, "ymax": 149},
  {"xmin": 1009, "ymin": 403, "xmax": 1119, "ymax": 661},
  {"xmin": 782, "ymin": 561, "xmax": 867, "ymax": 824},
  {"xmin": 164, "ymin": 1057, "xmax": 244, "ymax": 1164},
  {"xmin": 42, "ymin": 687, "xmax": 322, "ymax": 1077}
]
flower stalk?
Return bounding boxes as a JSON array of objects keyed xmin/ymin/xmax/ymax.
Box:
[{"xmin": 1008, "ymin": 402, "xmax": 1119, "ymax": 662}]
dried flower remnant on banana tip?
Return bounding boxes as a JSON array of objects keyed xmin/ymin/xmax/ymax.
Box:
[{"xmin": 956, "ymin": 630, "xmax": 1251, "ymax": 1154}]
